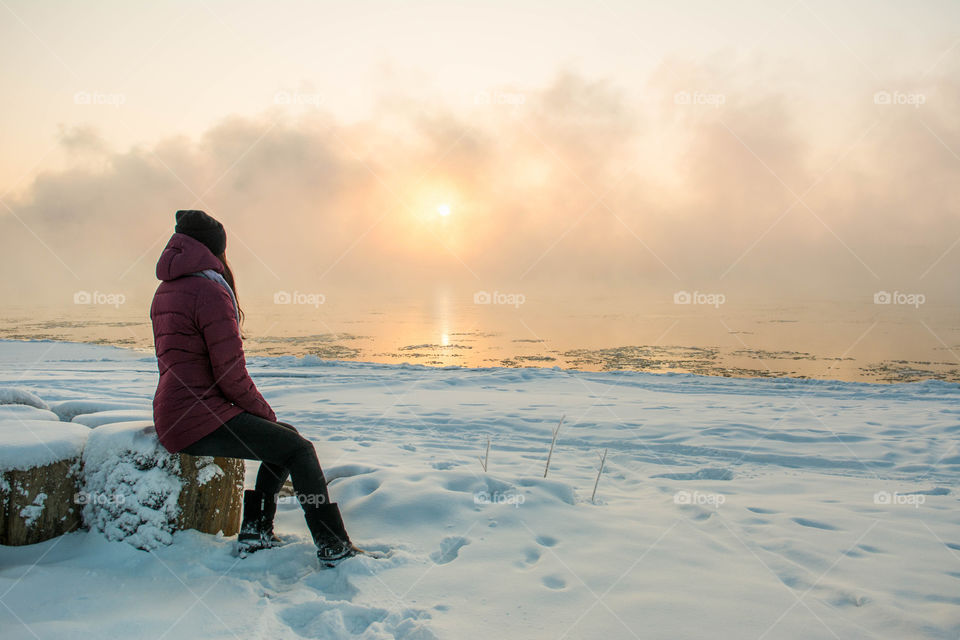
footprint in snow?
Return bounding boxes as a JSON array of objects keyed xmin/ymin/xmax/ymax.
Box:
[
  {"xmin": 652, "ymin": 467, "xmax": 734, "ymax": 481},
  {"xmin": 679, "ymin": 506, "xmax": 715, "ymax": 522},
  {"xmin": 515, "ymin": 547, "xmax": 541, "ymax": 569},
  {"xmin": 280, "ymin": 600, "xmax": 381, "ymax": 637},
  {"xmin": 542, "ymin": 575, "xmax": 566, "ymax": 590},
  {"xmin": 791, "ymin": 517, "xmax": 839, "ymax": 531},
  {"xmin": 746, "ymin": 507, "xmax": 779, "ymax": 515},
  {"xmin": 333, "ymin": 476, "xmax": 382, "ymax": 502},
  {"xmin": 535, "ymin": 535, "xmax": 558, "ymax": 548},
  {"xmin": 279, "ymin": 599, "xmax": 436, "ymax": 639},
  {"xmin": 431, "ymin": 536, "xmax": 469, "ymax": 565},
  {"xmin": 324, "ymin": 464, "xmax": 378, "ymax": 483}
]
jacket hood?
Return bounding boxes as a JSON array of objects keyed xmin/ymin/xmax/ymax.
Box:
[{"xmin": 156, "ymin": 233, "xmax": 224, "ymax": 281}]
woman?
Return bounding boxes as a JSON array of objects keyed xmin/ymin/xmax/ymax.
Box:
[{"xmin": 150, "ymin": 209, "xmax": 358, "ymax": 567}]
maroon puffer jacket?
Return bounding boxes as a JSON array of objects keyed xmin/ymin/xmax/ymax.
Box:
[{"xmin": 150, "ymin": 233, "xmax": 276, "ymax": 453}]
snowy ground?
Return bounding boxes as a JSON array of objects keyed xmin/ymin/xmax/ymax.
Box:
[{"xmin": 1, "ymin": 339, "xmax": 959, "ymax": 639}]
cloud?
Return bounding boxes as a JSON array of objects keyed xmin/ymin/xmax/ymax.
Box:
[
  {"xmin": 56, "ymin": 125, "xmax": 109, "ymax": 155},
  {"xmin": 2, "ymin": 59, "xmax": 959, "ymax": 309}
]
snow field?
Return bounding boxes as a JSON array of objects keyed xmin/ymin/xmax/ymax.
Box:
[{"xmin": 0, "ymin": 340, "xmax": 958, "ymax": 639}]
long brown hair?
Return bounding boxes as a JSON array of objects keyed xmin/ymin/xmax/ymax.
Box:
[{"xmin": 215, "ymin": 252, "xmax": 245, "ymax": 334}]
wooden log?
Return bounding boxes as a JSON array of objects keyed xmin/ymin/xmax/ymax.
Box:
[
  {"xmin": 0, "ymin": 419, "xmax": 89, "ymax": 547},
  {"xmin": 1, "ymin": 458, "xmax": 83, "ymax": 546},
  {"xmin": 175, "ymin": 453, "xmax": 244, "ymax": 537},
  {"xmin": 81, "ymin": 421, "xmax": 245, "ymax": 549}
]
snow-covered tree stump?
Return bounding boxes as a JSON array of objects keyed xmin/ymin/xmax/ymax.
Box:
[
  {"xmin": 2, "ymin": 388, "xmax": 244, "ymax": 550},
  {"xmin": 176, "ymin": 449, "xmax": 244, "ymax": 537},
  {"xmin": 80, "ymin": 420, "xmax": 243, "ymax": 550},
  {"xmin": 0, "ymin": 417, "xmax": 89, "ymax": 546}
]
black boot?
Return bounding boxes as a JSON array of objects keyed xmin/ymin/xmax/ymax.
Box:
[
  {"xmin": 303, "ymin": 502, "xmax": 361, "ymax": 567},
  {"xmin": 238, "ymin": 490, "xmax": 282, "ymax": 555},
  {"xmin": 259, "ymin": 491, "xmax": 282, "ymax": 546}
]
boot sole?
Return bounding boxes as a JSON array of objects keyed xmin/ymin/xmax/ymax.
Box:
[
  {"xmin": 237, "ymin": 538, "xmax": 287, "ymax": 557},
  {"xmin": 317, "ymin": 548, "xmax": 359, "ymax": 568},
  {"xmin": 316, "ymin": 545, "xmax": 394, "ymax": 568}
]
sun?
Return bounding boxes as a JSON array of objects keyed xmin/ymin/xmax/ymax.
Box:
[{"xmin": 437, "ymin": 203, "xmax": 451, "ymax": 217}]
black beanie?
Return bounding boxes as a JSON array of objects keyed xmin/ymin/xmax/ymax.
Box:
[{"xmin": 174, "ymin": 210, "xmax": 226, "ymax": 256}]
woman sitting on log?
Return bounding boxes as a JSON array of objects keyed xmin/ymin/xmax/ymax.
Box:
[{"xmin": 150, "ymin": 209, "xmax": 359, "ymax": 567}]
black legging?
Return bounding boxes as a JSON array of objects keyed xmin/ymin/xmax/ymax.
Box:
[{"xmin": 180, "ymin": 412, "xmax": 330, "ymax": 507}]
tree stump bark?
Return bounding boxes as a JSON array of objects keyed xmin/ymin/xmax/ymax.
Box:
[
  {"xmin": 175, "ymin": 453, "xmax": 244, "ymax": 537},
  {"xmin": 80, "ymin": 421, "xmax": 244, "ymax": 549},
  {"xmin": 1, "ymin": 417, "xmax": 244, "ymax": 549},
  {"xmin": 0, "ymin": 418, "xmax": 89, "ymax": 547},
  {"xmin": 0, "ymin": 458, "xmax": 83, "ymax": 546}
]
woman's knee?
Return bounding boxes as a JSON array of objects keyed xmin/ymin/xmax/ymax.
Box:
[
  {"xmin": 284, "ymin": 434, "xmax": 317, "ymax": 464},
  {"xmin": 277, "ymin": 421, "xmax": 299, "ymax": 434}
]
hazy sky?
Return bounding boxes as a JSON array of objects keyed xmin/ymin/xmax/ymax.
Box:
[{"xmin": 1, "ymin": 0, "xmax": 959, "ymax": 310}]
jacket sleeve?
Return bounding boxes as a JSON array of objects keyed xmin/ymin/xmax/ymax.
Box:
[{"xmin": 195, "ymin": 281, "xmax": 277, "ymax": 422}]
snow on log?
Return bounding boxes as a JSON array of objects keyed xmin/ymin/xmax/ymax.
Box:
[
  {"xmin": 72, "ymin": 409, "xmax": 153, "ymax": 428},
  {"xmin": 81, "ymin": 421, "xmax": 243, "ymax": 550},
  {"xmin": 0, "ymin": 404, "xmax": 60, "ymax": 422},
  {"xmin": 0, "ymin": 386, "xmax": 50, "ymax": 410},
  {"xmin": 0, "ymin": 418, "xmax": 89, "ymax": 546},
  {"xmin": 49, "ymin": 399, "xmax": 151, "ymax": 423}
]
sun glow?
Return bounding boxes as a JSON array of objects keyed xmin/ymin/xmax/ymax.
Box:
[{"xmin": 437, "ymin": 203, "xmax": 451, "ymax": 217}]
